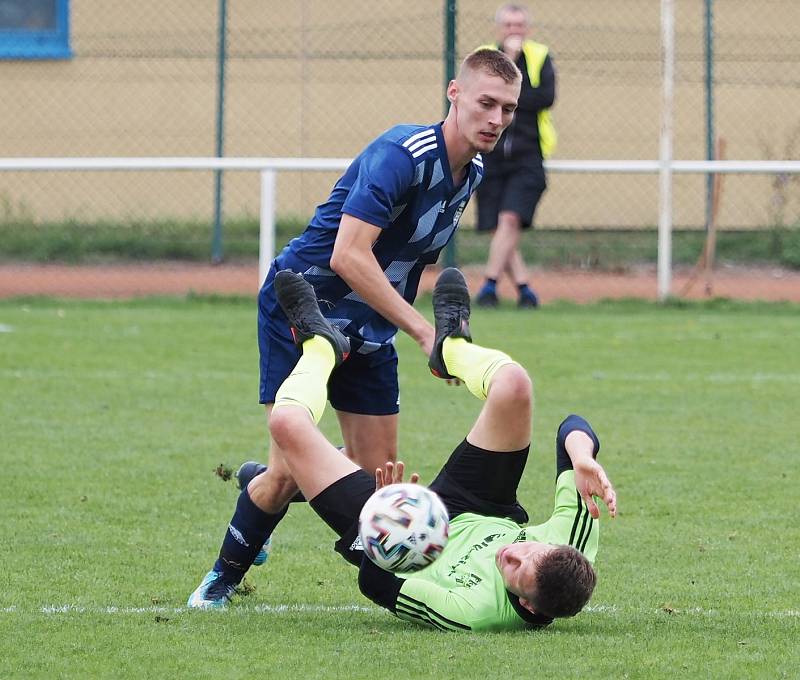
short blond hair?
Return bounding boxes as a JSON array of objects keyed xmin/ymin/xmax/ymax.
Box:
[{"xmin": 459, "ymin": 48, "xmax": 521, "ymax": 84}]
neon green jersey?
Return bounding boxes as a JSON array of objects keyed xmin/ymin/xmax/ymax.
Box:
[{"xmin": 394, "ymin": 470, "xmax": 598, "ymax": 632}]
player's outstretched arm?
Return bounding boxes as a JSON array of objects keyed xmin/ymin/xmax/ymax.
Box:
[
  {"xmin": 558, "ymin": 417, "xmax": 617, "ymax": 519},
  {"xmin": 536, "ymin": 416, "xmax": 616, "ymax": 560},
  {"xmin": 330, "ymin": 215, "xmax": 435, "ymax": 355}
]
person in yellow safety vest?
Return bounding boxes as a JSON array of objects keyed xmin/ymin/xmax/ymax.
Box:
[{"xmin": 475, "ymin": 3, "xmax": 557, "ymax": 309}]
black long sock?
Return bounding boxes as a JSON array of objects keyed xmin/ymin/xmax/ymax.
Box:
[{"xmin": 213, "ymin": 488, "xmax": 288, "ymax": 583}]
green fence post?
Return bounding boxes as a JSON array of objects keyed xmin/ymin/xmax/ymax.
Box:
[
  {"xmin": 211, "ymin": 0, "xmax": 228, "ymax": 263},
  {"xmin": 704, "ymin": 0, "xmax": 715, "ymax": 234},
  {"xmin": 443, "ymin": 0, "xmax": 458, "ymax": 268}
]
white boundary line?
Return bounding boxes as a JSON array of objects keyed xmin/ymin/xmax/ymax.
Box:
[
  {"xmin": 1, "ymin": 604, "xmax": 798, "ymax": 618},
  {"xmin": 0, "ymin": 604, "xmax": 377, "ymax": 615}
]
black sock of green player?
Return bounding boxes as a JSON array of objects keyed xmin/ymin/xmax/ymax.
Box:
[{"xmin": 213, "ymin": 488, "xmax": 288, "ymax": 583}]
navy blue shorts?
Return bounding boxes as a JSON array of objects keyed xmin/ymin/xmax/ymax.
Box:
[{"xmin": 257, "ymin": 272, "xmax": 400, "ymax": 416}]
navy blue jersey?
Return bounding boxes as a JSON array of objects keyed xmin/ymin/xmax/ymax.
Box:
[{"xmin": 269, "ymin": 123, "xmax": 483, "ymax": 353}]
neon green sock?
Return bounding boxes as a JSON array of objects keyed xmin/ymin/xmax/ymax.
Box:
[
  {"xmin": 273, "ymin": 335, "xmax": 335, "ymax": 424},
  {"xmin": 441, "ymin": 337, "xmax": 515, "ymax": 400}
]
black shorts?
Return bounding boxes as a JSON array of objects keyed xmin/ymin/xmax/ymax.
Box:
[
  {"xmin": 308, "ymin": 469, "xmax": 377, "ymax": 566},
  {"xmin": 309, "ymin": 439, "xmax": 529, "ymax": 566},
  {"xmin": 429, "ymin": 439, "xmax": 529, "ymax": 523},
  {"xmin": 476, "ymin": 157, "xmax": 546, "ymax": 231}
]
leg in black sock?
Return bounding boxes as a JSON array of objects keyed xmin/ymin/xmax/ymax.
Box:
[{"xmin": 213, "ymin": 488, "xmax": 288, "ymax": 584}]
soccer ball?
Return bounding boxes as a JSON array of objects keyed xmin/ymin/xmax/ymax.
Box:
[{"xmin": 358, "ymin": 483, "xmax": 449, "ymax": 573}]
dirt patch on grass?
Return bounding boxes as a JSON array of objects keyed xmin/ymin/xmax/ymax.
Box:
[{"xmin": 1, "ymin": 261, "xmax": 798, "ymax": 302}]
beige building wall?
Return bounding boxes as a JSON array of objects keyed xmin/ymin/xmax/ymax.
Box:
[{"xmin": 1, "ymin": 1, "xmax": 798, "ymax": 229}]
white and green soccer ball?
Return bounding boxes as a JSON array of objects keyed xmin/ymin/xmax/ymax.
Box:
[{"xmin": 358, "ymin": 483, "xmax": 449, "ymax": 573}]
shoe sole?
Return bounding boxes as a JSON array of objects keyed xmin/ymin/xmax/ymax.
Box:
[
  {"xmin": 429, "ymin": 268, "xmax": 471, "ymax": 379},
  {"xmin": 274, "ymin": 270, "xmax": 350, "ymax": 364}
]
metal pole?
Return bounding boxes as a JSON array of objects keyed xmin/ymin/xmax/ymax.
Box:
[
  {"xmin": 211, "ymin": 0, "xmax": 228, "ymax": 263},
  {"xmin": 704, "ymin": 0, "xmax": 715, "ymax": 234},
  {"xmin": 443, "ymin": 0, "xmax": 458, "ymax": 268},
  {"xmin": 259, "ymin": 170, "xmax": 277, "ymax": 288},
  {"xmin": 657, "ymin": 0, "xmax": 675, "ymax": 301}
]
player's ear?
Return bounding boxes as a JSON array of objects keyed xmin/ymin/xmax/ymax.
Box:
[{"xmin": 446, "ymin": 79, "xmax": 458, "ymax": 103}]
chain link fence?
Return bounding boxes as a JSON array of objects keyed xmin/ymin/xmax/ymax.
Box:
[{"xmin": 1, "ymin": 0, "xmax": 799, "ymax": 299}]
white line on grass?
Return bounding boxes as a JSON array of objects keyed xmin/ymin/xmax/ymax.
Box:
[
  {"xmin": 583, "ymin": 604, "xmax": 619, "ymax": 613},
  {"xmin": 0, "ymin": 604, "xmax": 798, "ymax": 618},
  {"xmin": 7, "ymin": 603, "xmax": 379, "ymax": 616}
]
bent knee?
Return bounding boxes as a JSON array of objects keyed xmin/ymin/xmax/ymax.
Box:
[
  {"xmin": 497, "ymin": 211, "xmax": 523, "ymax": 231},
  {"xmin": 268, "ymin": 407, "xmax": 307, "ymax": 450},
  {"xmin": 492, "ymin": 363, "xmax": 532, "ymax": 407}
]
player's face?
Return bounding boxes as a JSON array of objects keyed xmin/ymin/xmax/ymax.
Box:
[
  {"xmin": 451, "ymin": 71, "xmax": 520, "ymax": 153},
  {"xmin": 495, "ymin": 541, "xmax": 555, "ymax": 598}
]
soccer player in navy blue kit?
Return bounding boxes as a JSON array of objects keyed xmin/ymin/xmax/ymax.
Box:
[{"xmin": 189, "ymin": 48, "xmax": 523, "ymax": 607}]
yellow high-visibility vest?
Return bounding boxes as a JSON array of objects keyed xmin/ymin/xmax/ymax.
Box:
[{"xmin": 478, "ymin": 40, "xmax": 557, "ymax": 158}]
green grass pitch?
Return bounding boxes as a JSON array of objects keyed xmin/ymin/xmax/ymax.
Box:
[{"xmin": 1, "ymin": 296, "xmax": 798, "ymax": 678}]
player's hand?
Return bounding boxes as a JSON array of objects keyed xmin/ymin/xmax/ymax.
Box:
[
  {"xmin": 573, "ymin": 457, "xmax": 617, "ymax": 519},
  {"xmin": 417, "ymin": 321, "xmax": 436, "ymax": 357},
  {"xmin": 419, "ymin": 328, "xmax": 435, "ymax": 359},
  {"xmin": 419, "ymin": 324, "xmax": 462, "ymax": 386},
  {"xmin": 375, "ymin": 460, "xmax": 420, "ymax": 489}
]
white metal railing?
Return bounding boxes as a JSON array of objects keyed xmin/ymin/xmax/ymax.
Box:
[
  {"xmin": 2, "ymin": 157, "xmax": 800, "ymax": 299},
  {"xmin": 3, "ymin": 157, "xmax": 800, "ymax": 173}
]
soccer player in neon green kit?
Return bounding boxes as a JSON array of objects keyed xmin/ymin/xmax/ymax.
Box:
[{"xmin": 247, "ymin": 267, "xmax": 617, "ymax": 631}]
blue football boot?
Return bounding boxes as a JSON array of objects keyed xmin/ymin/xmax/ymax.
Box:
[{"xmin": 186, "ymin": 569, "xmax": 238, "ymax": 609}]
